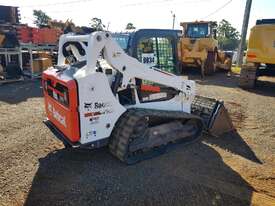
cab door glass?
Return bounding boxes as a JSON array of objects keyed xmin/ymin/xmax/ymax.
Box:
[
  {"xmin": 137, "ymin": 37, "xmax": 176, "ymax": 74},
  {"xmin": 156, "ymin": 37, "xmax": 175, "ymax": 73},
  {"xmin": 137, "ymin": 37, "xmax": 157, "ymax": 68}
]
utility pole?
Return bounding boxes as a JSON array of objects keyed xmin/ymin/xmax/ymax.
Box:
[
  {"xmin": 171, "ymin": 11, "xmax": 176, "ymax": 29},
  {"xmin": 106, "ymin": 22, "xmax": 110, "ymax": 31},
  {"xmin": 237, "ymin": 0, "xmax": 252, "ymax": 66}
]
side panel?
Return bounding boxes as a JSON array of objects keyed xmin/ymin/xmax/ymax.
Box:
[
  {"xmin": 77, "ymin": 73, "xmax": 126, "ymax": 144},
  {"xmin": 247, "ymin": 25, "xmax": 275, "ymax": 64},
  {"xmin": 131, "ymin": 81, "xmax": 195, "ymax": 113}
]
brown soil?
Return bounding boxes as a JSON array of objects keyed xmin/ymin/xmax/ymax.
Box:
[{"xmin": 0, "ymin": 73, "xmax": 274, "ymax": 206}]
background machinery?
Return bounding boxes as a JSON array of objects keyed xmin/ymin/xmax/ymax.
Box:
[
  {"xmin": 239, "ymin": 19, "xmax": 275, "ymax": 88},
  {"xmin": 178, "ymin": 21, "xmax": 232, "ymax": 77},
  {"xmin": 42, "ymin": 32, "xmax": 233, "ymax": 164}
]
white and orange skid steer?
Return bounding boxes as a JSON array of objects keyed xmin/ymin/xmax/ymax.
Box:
[{"xmin": 42, "ymin": 32, "xmax": 233, "ymax": 164}]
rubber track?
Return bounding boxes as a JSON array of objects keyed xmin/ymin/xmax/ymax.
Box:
[{"xmin": 109, "ymin": 108, "xmax": 203, "ymax": 164}]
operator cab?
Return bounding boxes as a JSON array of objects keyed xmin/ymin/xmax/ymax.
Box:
[
  {"xmin": 112, "ymin": 29, "xmax": 181, "ymax": 74},
  {"xmin": 181, "ymin": 21, "xmax": 217, "ymax": 39},
  {"xmin": 112, "ymin": 30, "xmax": 182, "ymax": 105}
]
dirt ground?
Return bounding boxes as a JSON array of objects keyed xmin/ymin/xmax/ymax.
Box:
[{"xmin": 0, "ymin": 72, "xmax": 275, "ymax": 206}]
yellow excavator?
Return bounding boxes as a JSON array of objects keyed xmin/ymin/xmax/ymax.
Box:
[
  {"xmin": 178, "ymin": 21, "xmax": 232, "ymax": 77},
  {"xmin": 239, "ymin": 19, "xmax": 275, "ymax": 88}
]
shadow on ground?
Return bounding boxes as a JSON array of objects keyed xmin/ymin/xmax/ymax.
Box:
[
  {"xmin": 24, "ymin": 133, "xmax": 259, "ymax": 206},
  {"xmin": 0, "ymin": 80, "xmax": 43, "ymax": 104},
  {"xmin": 247, "ymin": 79, "xmax": 275, "ymax": 97},
  {"xmin": 204, "ymin": 131, "xmax": 262, "ymax": 164}
]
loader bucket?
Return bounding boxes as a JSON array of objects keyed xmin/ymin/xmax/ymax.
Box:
[{"xmin": 191, "ymin": 95, "xmax": 234, "ymax": 137}]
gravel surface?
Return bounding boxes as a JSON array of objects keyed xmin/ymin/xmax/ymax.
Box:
[{"xmin": 0, "ymin": 73, "xmax": 274, "ymax": 206}]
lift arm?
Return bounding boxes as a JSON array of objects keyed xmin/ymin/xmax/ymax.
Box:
[{"xmin": 57, "ymin": 31, "xmax": 196, "ymax": 102}]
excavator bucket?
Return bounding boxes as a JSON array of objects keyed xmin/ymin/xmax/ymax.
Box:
[{"xmin": 191, "ymin": 95, "xmax": 234, "ymax": 137}]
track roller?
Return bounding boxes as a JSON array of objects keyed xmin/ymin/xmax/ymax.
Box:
[{"xmin": 109, "ymin": 108, "xmax": 204, "ymax": 164}]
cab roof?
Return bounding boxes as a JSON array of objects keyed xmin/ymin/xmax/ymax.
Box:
[
  {"xmin": 180, "ymin": 21, "xmax": 217, "ymax": 26},
  {"xmin": 256, "ymin": 19, "xmax": 275, "ymax": 25}
]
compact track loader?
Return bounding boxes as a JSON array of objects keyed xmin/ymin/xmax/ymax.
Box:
[{"xmin": 43, "ymin": 32, "xmax": 233, "ymax": 164}]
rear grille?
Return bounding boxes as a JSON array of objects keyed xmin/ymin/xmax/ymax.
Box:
[{"xmin": 43, "ymin": 79, "xmax": 69, "ymax": 107}]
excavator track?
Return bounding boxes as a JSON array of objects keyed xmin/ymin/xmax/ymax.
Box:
[{"xmin": 109, "ymin": 108, "xmax": 204, "ymax": 164}]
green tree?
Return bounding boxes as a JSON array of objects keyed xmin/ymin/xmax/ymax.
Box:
[
  {"xmin": 90, "ymin": 17, "xmax": 105, "ymax": 31},
  {"xmin": 217, "ymin": 19, "xmax": 240, "ymax": 50},
  {"xmin": 126, "ymin": 22, "xmax": 136, "ymax": 30},
  {"xmin": 33, "ymin": 10, "xmax": 51, "ymax": 28}
]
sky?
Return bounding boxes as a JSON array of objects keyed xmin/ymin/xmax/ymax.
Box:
[{"xmin": 1, "ymin": 0, "xmax": 274, "ymax": 33}]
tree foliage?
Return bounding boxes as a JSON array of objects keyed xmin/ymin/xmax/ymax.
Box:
[
  {"xmin": 33, "ymin": 10, "xmax": 52, "ymax": 28},
  {"xmin": 217, "ymin": 19, "xmax": 240, "ymax": 50},
  {"xmin": 90, "ymin": 18, "xmax": 105, "ymax": 31},
  {"xmin": 126, "ymin": 22, "xmax": 136, "ymax": 30}
]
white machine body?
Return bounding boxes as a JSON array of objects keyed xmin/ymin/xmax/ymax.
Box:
[{"xmin": 42, "ymin": 32, "xmax": 196, "ymax": 145}]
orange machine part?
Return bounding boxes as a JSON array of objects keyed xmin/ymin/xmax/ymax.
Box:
[
  {"xmin": 42, "ymin": 71, "xmax": 80, "ymax": 142},
  {"xmin": 247, "ymin": 53, "xmax": 257, "ymax": 58},
  {"xmin": 140, "ymin": 84, "xmax": 161, "ymax": 93}
]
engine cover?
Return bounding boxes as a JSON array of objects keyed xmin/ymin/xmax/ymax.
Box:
[
  {"xmin": 42, "ymin": 67, "xmax": 126, "ymax": 145},
  {"xmin": 42, "ymin": 69, "xmax": 80, "ymax": 142}
]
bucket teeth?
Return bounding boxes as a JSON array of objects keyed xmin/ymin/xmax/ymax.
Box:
[{"xmin": 191, "ymin": 95, "xmax": 234, "ymax": 137}]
